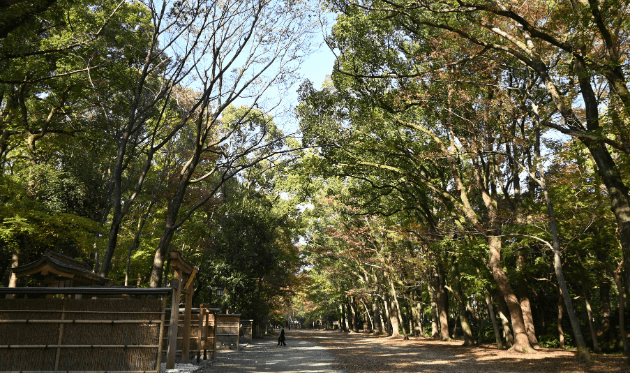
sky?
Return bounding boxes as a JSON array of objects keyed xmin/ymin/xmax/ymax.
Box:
[{"xmin": 272, "ymin": 14, "xmax": 338, "ymax": 135}]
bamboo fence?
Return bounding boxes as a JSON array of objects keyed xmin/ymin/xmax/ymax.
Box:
[
  {"xmin": 0, "ymin": 289, "xmax": 170, "ymax": 373},
  {"xmin": 162, "ymin": 307, "xmax": 218, "ymax": 361}
]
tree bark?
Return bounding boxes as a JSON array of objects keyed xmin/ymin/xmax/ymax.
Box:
[
  {"xmin": 343, "ymin": 303, "xmax": 350, "ymax": 332},
  {"xmin": 373, "ymin": 299, "xmax": 383, "ymax": 334},
  {"xmin": 496, "ymin": 291, "xmax": 514, "ymax": 348},
  {"xmin": 387, "ymin": 298, "xmax": 400, "ymax": 337},
  {"xmin": 429, "ymin": 282, "xmax": 439, "ymax": 338},
  {"xmin": 337, "ymin": 304, "xmax": 344, "ymax": 332},
  {"xmin": 489, "ymin": 236, "xmax": 529, "ymax": 351},
  {"xmin": 362, "ymin": 300, "xmax": 372, "ymax": 332},
  {"xmin": 517, "ymin": 254, "xmax": 539, "ymax": 349},
  {"xmin": 611, "ymin": 270, "xmax": 629, "ymax": 356},
  {"xmin": 582, "ymin": 280, "xmax": 600, "ymax": 352},
  {"xmin": 572, "ymin": 58, "xmax": 630, "ymax": 292},
  {"xmin": 378, "ymin": 298, "xmax": 387, "ymax": 334},
  {"xmin": 349, "ymin": 297, "xmax": 358, "ymax": 332},
  {"xmin": 557, "ymin": 287, "xmax": 565, "ymax": 349},
  {"xmin": 484, "ymin": 289, "xmax": 503, "ymax": 349},
  {"xmin": 5, "ymin": 249, "xmax": 19, "ymax": 299},
  {"xmin": 436, "ymin": 264, "xmax": 450, "ymax": 341},
  {"xmin": 525, "ymin": 122, "xmax": 591, "ymax": 359},
  {"xmin": 600, "ymin": 278, "xmax": 612, "ymax": 337},
  {"xmin": 388, "ymin": 277, "xmax": 408, "ymax": 339},
  {"xmin": 452, "ymin": 260, "xmax": 473, "ymax": 346},
  {"xmin": 411, "ymin": 289, "xmax": 424, "ymax": 337}
]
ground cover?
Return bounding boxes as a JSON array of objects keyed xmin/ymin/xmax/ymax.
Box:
[{"xmin": 297, "ymin": 330, "xmax": 629, "ymax": 373}]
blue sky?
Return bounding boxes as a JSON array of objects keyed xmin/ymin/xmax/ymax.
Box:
[{"xmin": 273, "ymin": 13, "xmax": 338, "ymax": 135}]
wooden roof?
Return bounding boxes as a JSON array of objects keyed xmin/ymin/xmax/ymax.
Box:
[
  {"xmin": 168, "ymin": 250, "xmax": 194, "ymax": 275},
  {"xmin": 11, "ymin": 250, "xmax": 109, "ymax": 285}
]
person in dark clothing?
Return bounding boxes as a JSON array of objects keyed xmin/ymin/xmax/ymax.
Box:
[{"xmin": 277, "ymin": 327, "xmax": 286, "ymax": 346}]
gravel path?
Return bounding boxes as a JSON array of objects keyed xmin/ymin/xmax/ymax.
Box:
[
  {"xmin": 191, "ymin": 329, "xmax": 627, "ymax": 373},
  {"xmin": 196, "ymin": 332, "xmax": 341, "ymax": 373}
]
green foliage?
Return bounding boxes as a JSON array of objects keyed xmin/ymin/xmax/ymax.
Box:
[
  {"xmin": 0, "ymin": 175, "xmax": 99, "ymax": 265},
  {"xmin": 195, "ymin": 175, "xmax": 302, "ymax": 322}
]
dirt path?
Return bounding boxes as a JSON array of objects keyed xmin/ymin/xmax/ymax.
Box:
[
  {"xmin": 196, "ymin": 332, "xmax": 340, "ymax": 372},
  {"xmin": 196, "ymin": 330, "xmax": 628, "ymax": 373},
  {"xmin": 297, "ymin": 330, "xmax": 628, "ymax": 373}
]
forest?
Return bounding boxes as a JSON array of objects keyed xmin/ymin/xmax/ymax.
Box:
[{"xmin": 1, "ymin": 0, "xmax": 630, "ymax": 361}]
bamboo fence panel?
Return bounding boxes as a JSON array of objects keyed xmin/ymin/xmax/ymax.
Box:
[
  {"xmin": 0, "ymin": 298, "xmax": 165, "ymax": 372},
  {"xmin": 162, "ymin": 313, "xmax": 201, "ymax": 353}
]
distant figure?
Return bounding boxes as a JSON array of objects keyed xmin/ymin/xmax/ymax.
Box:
[{"xmin": 277, "ymin": 327, "xmax": 286, "ymax": 346}]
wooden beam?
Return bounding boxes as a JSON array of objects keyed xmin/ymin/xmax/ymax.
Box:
[
  {"xmin": 155, "ymin": 295, "xmax": 167, "ymax": 372},
  {"xmin": 166, "ymin": 274, "xmax": 182, "ymax": 369},
  {"xmin": 181, "ymin": 286, "xmax": 194, "ymax": 363}
]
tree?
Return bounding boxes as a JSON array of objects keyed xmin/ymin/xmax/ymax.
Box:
[
  {"xmin": 92, "ymin": 0, "xmax": 316, "ymax": 281},
  {"xmin": 328, "ymin": 0, "xmax": 630, "ymax": 310}
]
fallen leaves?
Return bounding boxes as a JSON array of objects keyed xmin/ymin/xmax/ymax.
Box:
[{"xmin": 296, "ymin": 330, "xmax": 629, "ymax": 373}]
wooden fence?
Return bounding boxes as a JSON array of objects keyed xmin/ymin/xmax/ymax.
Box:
[
  {"xmin": 162, "ymin": 306, "xmax": 219, "ymax": 361},
  {"xmin": 240, "ymin": 319, "xmax": 253, "ymax": 344},
  {"xmin": 0, "ymin": 287, "xmax": 171, "ymax": 373},
  {"xmin": 216, "ymin": 314, "xmax": 240, "ymax": 350}
]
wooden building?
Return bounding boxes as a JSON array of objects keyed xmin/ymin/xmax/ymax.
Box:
[{"xmin": 11, "ymin": 250, "xmax": 108, "ymax": 288}]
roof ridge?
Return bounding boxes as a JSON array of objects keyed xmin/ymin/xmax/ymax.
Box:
[{"xmin": 44, "ymin": 250, "xmax": 90, "ymax": 269}]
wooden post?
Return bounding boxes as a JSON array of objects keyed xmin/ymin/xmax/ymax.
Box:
[
  {"xmin": 181, "ymin": 283, "xmax": 193, "ymax": 363},
  {"xmin": 202, "ymin": 310, "xmax": 208, "ymax": 360},
  {"xmin": 197, "ymin": 307, "xmax": 205, "ymax": 363},
  {"xmin": 155, "ymin": 291, "xmax": 168, "ymax": 371},
  {"xmin": 212, "ymin": 313, "xmax": 218, "ymax": 359},
  {"xmin": 166, "ymin": 275, "xmax": 182, "ymax": 369},
  {"xmin": 236, "ymin": 321, "xmax": 240, "ymax": 351}
]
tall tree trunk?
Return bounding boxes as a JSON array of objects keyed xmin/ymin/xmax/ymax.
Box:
[
  {"xmin": 429, "ymin": 283, "xmax": 439, "ymax": 338},
  {"xmin": 436, "ymin": 264, "xmax": 450, "ymax": 341},
  {"xmin": 349, "ymin": 297, "xmax": 357, "ymax": 332},
  {"xmin": 573, "ymin": 58, "xmax": 630, "ymax": 293},
  {"xmin": 362, "ymin": 300, "xmax": 372, "ymax": 332},
  {"xmin": 378, "ymin": 298, "xmax": 387, "ymax": 334},
  {"xmin": 527, "ymin": 110, "xmax": 591, "ymax": 360},
  {"xmin": 581, "ymin": 279, "xmax": 600, "ymax": 352},
  {"xmin": 5, "ymin": 249, "xmax": 18, "ymax": 299},
  {"xmin": 496, "ymin": 292, "xmax": 514, "ymax": 348},
  {"xmin": 557, "ymin": 287, "xmax": 565, "ymax": 349},
  {"xmin": 469, "ymin": 146, "xmax": 531, "ymax": 351},
  {"xmin": 611, "ymin": 270, "xmax": 629, "ymax": 356},
  {"xmin": 452, "ymin": 260, "xmax": 473, "ymax": 346},
  {"xmin": 488, "ymin": 236, "xmax": 529, "ymax": 351},
  {"xmin": 343, "ymin": 303, "xmax": 350, "ymax": 332},
  {"xmin": 411, "ymin": 289, "xmax": 424, "ymax": 337},
  {"xmin": 600, "ymin": 278, "xmax": 612, "ymax": 338},
  {"xmin": 484, "ymin": 289, "xmax": 503, "ymax": 349},
  {"xmin": 387, "ymin": 298, "xmax": 400, "ymax": 337},
  {"xmin": 338, "ymin": 304, "xmax": 344, "ymax": 332},
  {"xmin": 373, "ymin": 299, "xmax": 383, "ymax": 334},
  {"xmin": 388, "ymin": 277, "xmax": 408, "ymax": 339},
  {"xmin": 517, "ymin": 254, "xmax": 539, "ymax": 349}
]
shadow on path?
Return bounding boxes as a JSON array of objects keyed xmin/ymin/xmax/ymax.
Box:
[
  {"xmin": 197, "ymin": 334, "xmax": 340, "ymax": 373},
  {"xmin": 298, "ymin": 329, "xmax": 628, "ymax": 373}
]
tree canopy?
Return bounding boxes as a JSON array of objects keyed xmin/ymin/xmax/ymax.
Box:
[{"xmin": 2, "ymin": 0, "xmax": 630, "ymax": 356}]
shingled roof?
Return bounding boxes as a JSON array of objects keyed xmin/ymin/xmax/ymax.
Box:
[{"xmin": 12, "ymin": 250, "xmax": 109, "ymax": 285}]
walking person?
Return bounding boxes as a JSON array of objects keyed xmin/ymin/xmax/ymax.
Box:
[{"xmin": 277, "ymin": 327, "xmax": 286, "ymax": 346}]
